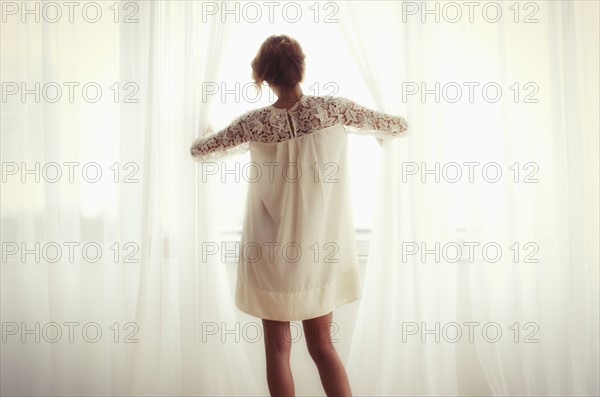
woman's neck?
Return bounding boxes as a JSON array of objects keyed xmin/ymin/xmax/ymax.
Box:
[{"xmin": 274, "ymin": 86, "xmax": 303, "ymax": 103}]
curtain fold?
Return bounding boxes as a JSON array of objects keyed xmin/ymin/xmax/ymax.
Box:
[
  {"xmin": 339, "ymin": 3, "xmax": 461, "ymax": 395},
  {"xmin": 120, "ymin": 1, "xmax": 259, "ymax": 395}
]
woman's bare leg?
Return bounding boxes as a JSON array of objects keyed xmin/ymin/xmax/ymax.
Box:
[
  {"xmin": 302, "ymin": 311, "xmax": 352, "ymax": 397},
  {"xmin": 262, "ymin": 318, "xmax": 294, "ymax": 396}
]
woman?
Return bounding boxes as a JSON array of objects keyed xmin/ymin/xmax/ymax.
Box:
[{"xmin": 191, "ymin": 34, "xmax": 408, "ymax": 397}]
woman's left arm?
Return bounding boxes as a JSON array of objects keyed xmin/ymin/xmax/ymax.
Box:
[{"xmin": 190, "ymin": 113, "xmax": 252, "ymax": 162}]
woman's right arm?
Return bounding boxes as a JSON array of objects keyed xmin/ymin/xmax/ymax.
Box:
[{"xmin": 333, "ymin": 96, "xmax": 409, "ymax": 140}]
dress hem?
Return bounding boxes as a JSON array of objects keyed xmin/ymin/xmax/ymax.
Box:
[{"xmin": 234, "ymin": 267, "xmax": 362, "ymax": 322}]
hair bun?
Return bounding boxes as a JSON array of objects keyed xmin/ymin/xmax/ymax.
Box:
[
  {"xmin": 273, "ymin": 39, "xmax": 290, "ymax": 56},
  {"xmin": 251, "ymin": 34, "xmax": 306, "ymax": 91}
]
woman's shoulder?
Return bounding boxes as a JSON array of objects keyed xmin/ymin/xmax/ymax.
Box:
[
  {"xmin": 302, "ymin": 94, "xmax": 347, "ymax": 111},
  {"xmin": 240, "ymin": 95, "xmax": 348, "ymax": 118},
  {"xmin": 238, "ymin": 106, "xmax": 271, "ymax": 121}
]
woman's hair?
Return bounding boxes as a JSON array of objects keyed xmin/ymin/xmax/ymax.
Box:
[{"xmin": 251, "ymin": 34, "xmax": 305, "ymax": 93}]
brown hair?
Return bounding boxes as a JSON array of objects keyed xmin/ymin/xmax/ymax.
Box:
[{"xmin": 251, "ymin": 34, "xmax": 305, "ymax": 93}]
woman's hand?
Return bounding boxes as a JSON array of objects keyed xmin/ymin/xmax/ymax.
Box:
[{"xmin": 204, "ymin": 123, "xmax": 214, "ymax": 136}]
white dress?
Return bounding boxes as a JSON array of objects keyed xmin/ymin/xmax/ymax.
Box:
[{"xmin": 191, "ymin": 95, "xmax": 408, "ymax": 321}]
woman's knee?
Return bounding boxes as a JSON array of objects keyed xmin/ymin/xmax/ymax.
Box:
[
  {"xmin": 262, "ymin": 319, "xmax": 292, "ymax": 355},
  {"xmin": 302, "ymin": 312, "xmax": 337, "ymax": 362},
  {"xmin": 306, "ymin": 337, "xmax": 337, "ymax": 363}
]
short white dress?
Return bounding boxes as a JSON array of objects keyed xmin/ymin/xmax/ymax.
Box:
[{"xmin": 191, "ymin": 95, "xmax": 408, "ymax": 321}]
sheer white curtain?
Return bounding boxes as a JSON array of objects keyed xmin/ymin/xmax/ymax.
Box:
[
  {"xmin": 338, "ymin": 1, "xmax": 599, "ymax": 396},
  {"xmin": 118, "ymin": 3, "xmax": 259, "ymax": 395},
  {"xmin": 1, "ymin": 1, "xmax": 261, "ymax": 395},
  {"xmin": 1, "ymin": 1, "xmax": 598, "ymax": 396}
]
